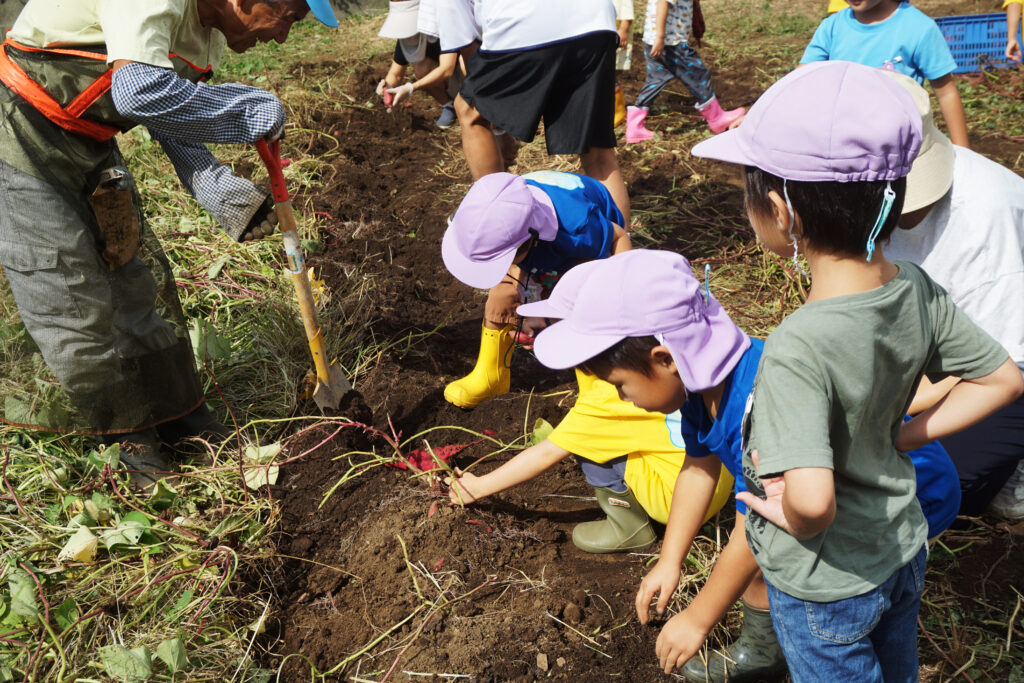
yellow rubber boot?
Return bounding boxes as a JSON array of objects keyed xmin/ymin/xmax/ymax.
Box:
[
  {"xmin": 613, "ymin": 83, "xmax": 627, "ymax": 128},
  {"xmin": 444, "ymin": 324, "xmax": 513, "ymax": 409}
]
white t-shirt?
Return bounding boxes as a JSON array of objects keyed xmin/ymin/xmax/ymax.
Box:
[
  {"xmin": 886, "ymin": 146, "xmax": 1024, "ymax": 375},
  {"xmin": 613, "ymin": 0, "xmax": 635, "ymax": 23},
  {"xmin": 437, "ymin": 0, "xmax": 616, "ymax": 53},
  {"xmin": 10, "ymin": 0, "xmax": 225, "ymax": 70}
]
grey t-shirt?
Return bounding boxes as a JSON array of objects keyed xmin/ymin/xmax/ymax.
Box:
[{"xmin": 743, "ymin": 261, "xmax": 1009, "ymax": 602}]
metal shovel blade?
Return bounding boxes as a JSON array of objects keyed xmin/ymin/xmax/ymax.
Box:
[{"xmin": 312, "ymin": 364, "xmax": 353, "ymax": 410}]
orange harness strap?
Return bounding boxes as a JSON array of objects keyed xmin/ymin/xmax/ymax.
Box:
[
  {"xmin": 0, "ymin": 38, "xmax": 119, "ymax": 141},
  {"xmin": 0, "ymin": 38, "xmax": 213, "ymax": 143}
]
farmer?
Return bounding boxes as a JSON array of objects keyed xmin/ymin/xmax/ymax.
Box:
[
  {"xmin": 446, "ymin": 260, "xmax": 735, "ymax": 554},
  {"xmin": 885, "ymin": 71, "xmax": 1024, "ymax": 521},
  {"xmin": 440, "ymin": 170, "xmax": 630, "ymax": 410},
  {"xmin": 435, "ymin": 0, "xmax": 631, "ymax": 224},
  {"xmin": 0, "ymin": 0, "xmax": 339, "ymax": 486}
]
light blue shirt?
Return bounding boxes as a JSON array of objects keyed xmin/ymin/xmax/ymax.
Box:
[{"xmin": 800, "ymin": 2, "xmax": 957, "ymax": 84}]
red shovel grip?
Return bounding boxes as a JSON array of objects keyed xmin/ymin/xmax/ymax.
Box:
[{"xmin": 255, "ymin": 138, "xmax": 290, "ymax": 203}]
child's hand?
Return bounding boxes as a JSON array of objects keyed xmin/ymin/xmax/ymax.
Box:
[
  {"xmin": 635, "ymin": 559, "xmax": 680, "ymax": 624},
  {"xmin": 1008, "ymin": 36, "xmax": 1022, "ymax": 63},
  {"xmin": 446, "ymin": 468, "xmax": 484, "ymax": 506},
  {"xmin": 386, "ymin": 82, "xmax": 416, "ymax": 108},
  {"xmin": 656, "ymin": 609, "xmax": 711, "ymax": 674},
  {"xmin": 735, "ymin": 451, "xmax": 790, "ymax": 531},
  {"xmin": 650, "ymin": 35, "xmax": 665, "ymax": 59}
]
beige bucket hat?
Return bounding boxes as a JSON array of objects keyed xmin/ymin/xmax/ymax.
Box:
[{"xmin": 882, "ymin": 70, "xmax": 955, "ymax": 213}]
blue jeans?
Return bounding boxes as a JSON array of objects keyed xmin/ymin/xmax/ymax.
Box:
[{"xmin": 766, "ymin": 544, "xmax": 927, "ymax": 683}]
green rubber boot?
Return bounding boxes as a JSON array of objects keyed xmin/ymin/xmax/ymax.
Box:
[
  {"xmin": 572, "ymin": 486, "xmax": 657, "ymax": 553},
  {"xmin": 681, "ymin": 602, "xmax": 787, "ymax": 682}
]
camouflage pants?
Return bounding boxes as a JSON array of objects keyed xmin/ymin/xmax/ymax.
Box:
[{"xmin": 0, "ymin": 158, "xmax": 201, "ymax": 433}]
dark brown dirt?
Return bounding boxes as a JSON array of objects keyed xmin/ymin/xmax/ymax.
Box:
[{"xmin": 260, "ymin": 41, "xmax": 1024, "ymax": 682}]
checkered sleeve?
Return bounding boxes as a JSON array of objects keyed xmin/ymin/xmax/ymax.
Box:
[
  {"xmin": 110, "ymin": 62, "xmax": 285, "ymax": 144},
  {"xmin": 156, "ymin": 135, "xmax": 269, "ymax": 241}
]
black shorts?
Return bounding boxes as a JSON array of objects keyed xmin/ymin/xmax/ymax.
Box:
[
  {"xmin": 393, "ymin": 38, "xmax": 442, "ymax": 66},
  {"xmin": 460, "ymin": 31, "xmax": 617, "ymax": 155}
]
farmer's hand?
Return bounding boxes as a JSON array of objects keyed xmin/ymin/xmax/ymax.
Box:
[
  {"xmin": 240, "ymin": 196, "xmax": 278, "ymax": 242},
  {"xmin": 446, "ymin": 468, "xmax": 485, "ymax": 506},
  {"xmin": 735, "ymin": 451, "xmax": 789, "ymax": 531},
  {"xmin": 386, "ymin": 82, "xmax": 416, "ymax": 108},
  {"xmin": 650, "ymin": 35, "xmax": 665, "ymax": 59},
  {"xmin": 635, "ymin": 559, "xmax": 681, "ymax": 624},
  {"xmin": 656, "ymin": 609, "xmax": 711, "ymax": 674}
]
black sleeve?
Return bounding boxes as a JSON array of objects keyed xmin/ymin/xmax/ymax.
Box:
[{"xmin": 393, "ymin": 40, "xmax": 408, "ymax": 66}]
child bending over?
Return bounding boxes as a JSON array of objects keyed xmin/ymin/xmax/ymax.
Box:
[
  {"xmin": 692, "ymin": 61, "xmax": 1023, "ymax": 680},
  {"xmin": 801, "ymin": 0, "xmax": 969, "ymax": 147},
  {"xmin": 626, "ymin": 0, "xmax": 744, "ymax": 143},
  {"xmin": 441, "ymin": 171, "xmax": 630, "ymax": 410},
  {"xmin": 447, "ymin": 262, "xmax": 734, "ymax": 553}
]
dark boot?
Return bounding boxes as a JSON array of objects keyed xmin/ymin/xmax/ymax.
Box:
[
  {"xmin": 156, "ymin": 403, "xmax": 232, "ymax": 445},
  {"xmin": 97, "ymin": 429, "xmax": 167, "ymax": 489},
  {"xmin": 681, "ymin": 602, "xmax": 787, "ymax": 682},
  {"xmin": 572, "ymin": 485, "xmax": 657, "ymax": 553}
]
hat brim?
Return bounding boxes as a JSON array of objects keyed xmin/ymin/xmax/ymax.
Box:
[
  {"xmin": 532, "ymin": 319, "xmax": 626, "ymax": 370},
  {"xmin": 902, "ymin": 131, "xmax": 954, "ymax": 213},
  {"xmin": 307, "ymin": 0, "xmax": 339, "ymax": 27},
  {"xmin": 690, "ymin": 128, "xmax": 755, "ymax": 168},
  {"xmin": 441, "ymin": 224, "xmax": 518, "ymax": 290},
  {"xmin": 378, "ymin": 6, "xmax": 419, "ymax": 38},
  {"xmin": 516, "ymin": 299, "xmax": 567, "ymax": 319},
  {"xmin": 525, "ymin": 185, "xmax": 559, "ymax": 241}
]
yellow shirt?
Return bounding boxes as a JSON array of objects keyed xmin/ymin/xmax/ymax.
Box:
[
  {"xmin": 10, "ymin": 0, "xmax": 225, "ymax": 70},
  {"xmin": 827, "ymin": 0, "xmax": 847, "ymax": 14},
  {"xmin": 1005, "ymin": 1, "xmax": 1022, "ymax": 8},
  {"xmin": 549, "ymin": 371, "xmax": 734, "ymax": 524}
]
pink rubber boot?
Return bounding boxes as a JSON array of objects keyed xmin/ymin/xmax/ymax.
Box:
[
  {"xmin": 696, "ymin": 96, "xmax": 746, "ymax": 134},
  {"xmin": 625, "ymin": 106, "xmax": 655, "ymax": 143}
]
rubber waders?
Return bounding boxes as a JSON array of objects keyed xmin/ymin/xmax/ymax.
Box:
[
  {"xmin": 681, "ymin": 602, "xmax": 788, "ymax": 682},
  {"xmin": 444, "ymin": 324, "xmax": 513, "ymax": 409},
  {"xmin": 97, "ymin": 430, "xmax": 167, "ymax": 490},
  {"xmin": 572, "ymin": 485, "xmax": 657, "ymax": 553}
]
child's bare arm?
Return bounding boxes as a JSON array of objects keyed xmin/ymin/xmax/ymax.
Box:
[
  {"xmin": 655, "ymin": 512, "xmax": 762, "ymax": 674},
  {"xmin": 907, "ymin": 375, "xmax": 960, "ymax": 415},
  {"xmin": 617, "ymin": 19, "xmax": 633, "ymax": 47},
  {"xmin": 651, "ymin": 0, "xmax": 669, "ymax": 58},
  {"xmin": 898, "ymin": 357, "xmax": 1024, "ymax": 452},
  {"xmin": 635, "ymin": 455, "xmax": 721, "ymax": 623},
  {"xmin": 737, "ymin": 454, "xmax": 835, "ymax": 540},
  {"xmin": 383, "ymin": 61, "xmax": 406, "ymax": 89},
  {"xmin": 610, "ymin": 223, "xmax": 632, "ymax": 253},
  {"xmin": 1008, "ymin": 2, "xmax": 1022, "ymax": 62},
  {"xmin": 931, "ymin": 74, "xmax": 969, "ymax": 148},
  {"xmin": 446, "ymin": 439, "xmax": 572, "ymax": 505}
]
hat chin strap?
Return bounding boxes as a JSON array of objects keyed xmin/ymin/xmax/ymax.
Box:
[
  {"xmin": 865, "ymin": 181, "xmax": 896, "ymax": 262},
  {"xmin": 783, "ymin": 180, "xmax": 810, "ymax": 279}
]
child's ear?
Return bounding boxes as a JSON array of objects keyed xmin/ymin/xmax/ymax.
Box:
[
  {"xmin": 650, "ymin": 345, "xmax": 677, "ymax": 371},
  {"xmin": 766, "ymin": 189, "xmax": 801, "ymax": 240}
]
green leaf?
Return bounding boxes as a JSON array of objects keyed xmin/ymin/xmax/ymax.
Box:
[
  {"xmin": 99, "ymin": 644, "xmax": 152, "ymax": 682},
  {"xmin": 189, "ymin": 318, "xmax": 232, "ymax": 363},
  {"xmin": 528, "ymin": 418, "xmax": 554, "ymax": 446},
  {"xmin": 148, "ymin": 479, "xmax": 178, "ymax": 511},
  {"xmin": 167, "ymin": 589, "xmax": 194, "ymax": 619},
  {"xmin": 89, "ymin": 443, "xmax": 121, "ymax": 469},
  {"xmin": 2, "ymin": 397, "xmax": 30, "ymax": 425},
  {"xmin": 243, "ymin": 443, "xmax": 282, "ymax": 489},
  {"xmin": 101, "ymin": 514, "xmax": 150, "ymax": 551},
  {"xmin": 53, "ymin": 597, "xmax": 78, "ymax": 631},
  {"xmin": 206, "ymin": 255, "xmax": 231, "ymax": 279},
  {"xmin": 7, "ymin": 570, "xmax": 38, "ymax": 623},
  {"xmin": 300, "ymin": 238, "xmax": 322, "ymax": 253},
  {"xmin": 156, "ymin": 637, "xmax": 187, "ymax": 672}
]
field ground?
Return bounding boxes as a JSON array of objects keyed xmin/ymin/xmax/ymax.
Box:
[{"xmin": 0, "ymin": 1, "xmax": 1022, "ymax": 681}]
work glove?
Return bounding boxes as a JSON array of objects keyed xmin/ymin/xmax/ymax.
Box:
[
  {"xmin": 240, "ymin": 196, "xmax": 279, "ymax": 242},
  {"xmin": 385, "ymin": 82, "xmax": 415, "ymax": 109},
  {"xmin": 376, "ymin": 79, "xmax": 395, "ymax": 108}
]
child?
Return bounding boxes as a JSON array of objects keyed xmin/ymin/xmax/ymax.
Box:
[
  {"xmin": 376, "ymin": 0, "xmax": 459, "ymax": 129},
  {"xmin": 801, "ymin": 0, "xmax": 970, "ymax": 147},
  {"xmin": 1008, "ymin": 0, "xmax": 1022, "ymax": 62},
  {"xmin": 626, "ymin": 0, "xmax": 744, "ymax": 143},
  {"xmin": 690, "ymin": 61, "xmax": 1022, "ymax": 680},
  {"xmin": 529, "ymin": 249, "xmax": 962, "ymax": 680},
  {"xmin": 885, "ymin": 70, "xmax": 1024, "ymax": 520},
  {"xmin": 441, "ymin": 170, "xmax": 630, "ymax": 409},
  {"xmin": 446, "ymin": 261, "xmax": 735, "ymax": 553}
]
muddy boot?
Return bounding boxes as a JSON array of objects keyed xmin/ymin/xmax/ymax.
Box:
[
  {"xmin": 97, "ymin": 429, "xmax": 168, "ymax": 489},
  {"xmin": 156, "ymin": 403, "xmax": 232, "ymax": 445},
  {"xmin": 695, "ymin": 96, "xmax": 745, "ymax": 134},
  {"xmin": 681, "ymin": 602, "xmax": 787, "ymax": 682},
  {"xmin": 625, "ymin": 106, "xmax": 655, "ymax": 143},
  {"xmin": 572, "ymin": 485, "xmax": 657, "ymax": 553},
  {"xmin": 444, "ymin": 324, "xmax": 513, "ymax": 409}
]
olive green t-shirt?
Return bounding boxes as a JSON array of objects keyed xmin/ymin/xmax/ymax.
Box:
[{"xmin": 742, "ymin": 261, "xmax": 1009, "ymax": 602}]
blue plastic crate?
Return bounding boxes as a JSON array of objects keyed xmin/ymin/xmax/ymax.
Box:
[{"xmin": 935, "ymin": 13, "xmax": 1023, "ymax": 74}]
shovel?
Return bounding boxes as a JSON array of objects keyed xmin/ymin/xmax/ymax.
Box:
[{"xmin": 255, "ymin": 138, "xmax": 351, "ymax": 410}]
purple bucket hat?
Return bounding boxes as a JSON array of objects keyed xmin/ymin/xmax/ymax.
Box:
[
  {"xmin": 516, "ymin": 260, "xmax": 603, "ymax": 319},
  {"xmin": 442, "ymin": 173, "xmax": 558, "ymax": 289},
  {"xmin": 691, "ymin": 61, "xmax": 922, "ymax": 182},
  {"xmin": 532, "ymin": 250, "xmax": 750, "ymax": 393}
]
